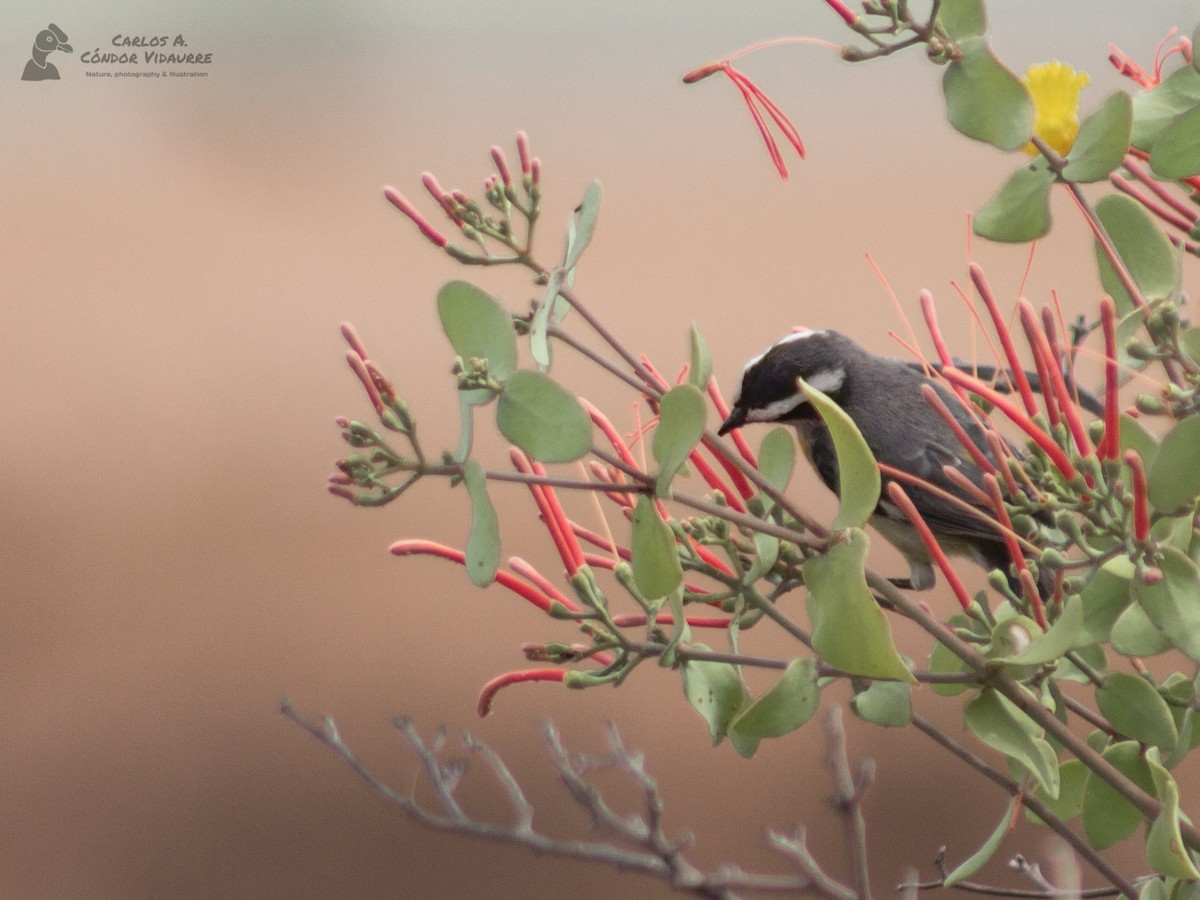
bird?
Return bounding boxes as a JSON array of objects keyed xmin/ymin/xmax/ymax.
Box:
[
  {"xmin": 717, "ymin": 328, "xmax": 1041, "ymax": 594},
  {"xmin": 22, "ymin": 24, "xmax": 72, "ymax": 82}
]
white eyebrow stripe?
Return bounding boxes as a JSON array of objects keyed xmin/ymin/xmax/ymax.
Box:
[
  {"xmin": 803, "ymin": 365, "xmax": 845, "ymax": 395},
  {"xmin": 744, "ymin": 391, "xmax": 807, "ymax": 422},
  {"xmin": 776, "ymin": 328, "xmax": 825, "ymax": 345},
  {"xmin": 733, "ymin": 329, "xmax": 829, "ymax": 404}
]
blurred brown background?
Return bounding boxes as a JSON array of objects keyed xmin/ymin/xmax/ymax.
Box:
[{"xmin": 3, "ymin": 3, "xmax": 1197, "ymax": 898}]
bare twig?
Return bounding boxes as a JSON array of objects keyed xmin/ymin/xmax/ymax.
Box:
[
  {"xmin": 282, "ymin": 701, "xmax": 858, "ymax": 898},
  {"xmin": 824, "ymin": 708, "xmax": 873, "ymax": 900}
]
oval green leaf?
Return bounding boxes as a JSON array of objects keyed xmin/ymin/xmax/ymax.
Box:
[
  {"xmin": 1150, "ymin": 104, "xmax": 1200, "ymax": 180},
  {"xmin": 850, "ymin": 679, "xmax": 912, "ymax": 728},
  {"xmin": 528, "ymin": 269, "xmax": 562, "ymax": 370},
  {"xmin": 1145, "ymin": 749, "xmax": 1200, "ymax": 880},
  {"xmin": 1112, "ymin": 599, "xmax": 1173, "ymax": 658},
  {"xmin": 963, "ymin": 688, "xmax": 1059, "ymax": 797},
  {"xmin": 804, "ymin": 528, "xmax": 915, "ymax": 683},
  {"xmin": 1063, "ymin": 91, "xmax": 1133, "ymax": 183},
  {"xmin": 681, "ymin": 657, "xmax": 747, "ymax": 746},
  {"xmin": 437, "ymin": 281, "xmax": 518, "ymax": 382},
  {"xmin": 1147, "ymin": 416, "xmax": 1200, "ymax": 513},
  {"xmin": 997, "ymin": 595, "xmax": 1084, "ymax": 665},
  {"xmin": 973, "ymin": 163, "xmax": 1054, "ymax": 243},
  {"xmin": 757, "ymin": 428, "xmax": 795, "ymax": 495},
  {"xmin": 1076, "ymin": 557, "xmax": 1134, "ymax": 646},
  {"xmin": 730, "ymin": 657, "xmax": 820, "ymax": 757},
  {"xmin": 1133, "ymin": 547, "xmax": 1200, "ymax": 662},
  {"xmin": 943, "ymin": 798, "xmax": 1017, "ymax": 887},
  {"xmin": 943, "ymin": 37, "xmax": 1034, "ymax": 151},
  {"xmin": 1096, "ymin": 672, "xmax": 1177, "ymax": 753},
  {"xmin": 564, "ymin": 179, "xmax": 602, "ymax": 271},
  {"xmin": 462, "ymin": 459, "xmax": 500, "ymax": 587},
  {"xmin": 1081, "ymin": 741, "xmax": 1155, "ymax": 849},
  {"xmin": 935, "ymin": 0, "xmax": 986, "ymax": 41},
  {"xmin": 798, "ymin": 377, "xmax": 879, "ymax": 531},
  {"xmin": 688, "ymin": 323, "xmax": 713, "ymax": 390},
  {"xmin": 1027, "ymin": 759, "xmax": 1088, "ymax": 825},
  {"xmin": 496, "ymin": 370, "xmax": 592, "ymax": 463},
  {"xmin": 1094, "ymin": 193, "xmax": 1179, "ymax": 309},
  {"xmin": 1131, "ymin": 65, "xmax": 1200, "ymax": 150},
  {"xmin": 630, "ymin": 494, "xmax": 683, "ymax": 600},
  {"xmin": 652, "ymin": 384, "xmax": 707, "ymax": 498}
]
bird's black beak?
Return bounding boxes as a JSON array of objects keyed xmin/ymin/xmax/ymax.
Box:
[{"xmin": 718, "ymin": 406, "xmax": 746, "ymax": 437}]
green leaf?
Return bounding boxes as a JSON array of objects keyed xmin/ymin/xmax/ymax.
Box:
[
  {"xmin": 1112, "ymin": 599, "xmax": 1173, "ymax": 658},
  {"xmin": 798, "ymin": 377, "xmax": 879, "ymax": 530},
  {"xmin": 1132, "ymin": 65, "xmax": 1200, "ymax": 150},
  {"xmin": 630, "ymin": 495, "xmax": 683, "ymax": 600},
  {"xmin": 928, "ymin": 617, "xmax": 973, "ymax": 696},
  {"xmin": 850, "ymin": 679, "xmax": 912, "ymax": 728},
  {"xmin": 943, "ymin": 798, "xmax": 1018, "ymax": 887},
  {"xmin": 437, "ymin": 281, "xmax": 518, "ymax": 383},
  {"xmin": 757, "ymin": 428, "xmax": 795, "ymax": 495},
  {"xmin": 943, "ymin": 37, "xmax": 1034, "ymax": 151},
  {"xmin": 805, "ymin": 529, "xmax": 916, "ymax": 683},
  {"xmin": 496, "ymin": 370, "xmax": 592, "ymax": 463},
  {"xmin": 462, "ymin": 460, "xmax": 500, "ymax": 587},
  {"xmin": 452, "ymin": 391, "xmax": 475, "ymax": 463},
  {"xmin": 1121, "ymin": 413, "xmax": 1160, "ymax": 472},
  {"xmin": 973, "ymin": 163, "xmax": 1054, "ymax": 243},
  {"xmin": 964, "ymin": 688, "xmax": 1059, "ymax": 797},
  {"xmin": 1133, "ymin": 547, "xmax": 1200, "ymax": 662},
  {"xmin": 935, "ymin": 0, "xmax": 986, "ymax": 41},
  {"xmin": 528, "ymin": 269, "xmax": 562, "ymax": 370},
  {"xmin": 744, "ymin": 532, "xmax": 780, "ymax": 584},
  {"xmin": 688, "ymin": 323, "xmax": 713, "ymax": 390},
  {"xmin": 563, "ymin": 179, "xmax": 602, "ymax": 271},
  {"xmin": 681, "ymin": 657, "xmax": 747, "ymax": 745},
  {"xmin": 1063, "ymin": 91, "xmax": 1133, "ymax": 183},
  {"xmin": 1147, "ymin": 417, "xmax": 1200, "ymax": 513},
  {"xmin": 1094, "ymin": 193, "xmax": 1180, "ymax": 310},
  {"xmin": 1139, "ymin": 876, "xmax": 1168, "ymax": 900},
  {"xmin": 1028, "ymin": 759, "xmax": 1088, "ymax": 825},
  {"xmin": 729, "ymin": 658, "xmax": 820, "ymax": 757},
  {"xmin": 1145, "ymin": 748, "xmax": 1200, "ymax": 880},
  {"xmin": 652, "ymin": 384, "xmax": 707, "ymax": 498},
  {"xmin": 996, "ymin": 595, "xmax": 1084, "ymax": 665},
  {"xmin": 1096, "ymin": 672, "xmax": 1178, "ymax": 753},
  {"xmin": 1076, "ymin": 557, "xmax": 1134, "ymax": 645},
  {"xmin": 1150, "ymin": 104, "xmax": 1200, "ymax": 180},
  {"xmin": 1082, "ymin": 741, "xmax": 1155, "ymax": 849},
  {"xmin": 1181, "ymin": 326, "xmax": 1200, "ymax": 368}
]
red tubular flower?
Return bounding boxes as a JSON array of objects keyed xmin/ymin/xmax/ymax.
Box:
[
  {"xmin": 885, "ymin": 484, "xmax": 974, "ymax": 612},
  {"xmin": 572, "ymin": 523, "xmax": 632, "ymax": 562},
  {"xmin": 1098, "ymin": 298, "xmax": 1121, "ymax": 461},
  {"xmin": 345, "ymin": 350, "xmax": 384, "ymax": 415},
  {"xmin": 699, "ymin": 436, "xmax": 756, "ymax": 502},
  {"xmin": 920, "ymin": 384, "xmax": 997, "ymax": 475},
  {"xmin": 339, "ymin": 321, "xmax": 371, "ymax": 360},
  {"xmin": 941, "ymin": 367, "xmax": 1078, "ymax": 481},
  {"xmin": 490, "ymin": 145, "xmax": 514, "ymax": 188},
  {"xmin": 610, "ymin": 612, "xmax": 733, "ymax": 629},
  {"xmin": 583, "ymin": 399, "xmax": 641, "ymax": 471},
  {"xmin": 382, "ymin": 186, "xmax": 449, "ymax": 248},
  {"xmin": 920, "ymin": 289, "xmax": 954, "ymax": 369},
  {"xmin": 509, "ymin": 450, "xmax": 586, "ymax": 576},
  {"xmin": 970, "ymin": 264, "xmax": 1039, "ymax": 417},
  {"xmin": 515, "ymin": 131, "xmax": 532, "ymax": 177},
  {"xmin": 984, "ymin": 474, "xmax": 1047, "ymax": 629},
  {"xmin": 1023, "ymin": 306, "xmax": 1091, "ymax": 460},
  {"xmin": 508, "ymin": 557, "xmax": 580, "ymax": 612},
  {"xmin": 682, "ymin": 60, "xmax": 805, "ymax": 180},
  {"xmin": 822, "ymin": 0, "xmax": 859, "ymax": 26},
  {"xmin": 389, "ymin": 539, "xmax": 572, "ymax": 614},
  {"xmin": 1016, "ymin": 302, "xmax": 1062, "ymax": 429},
  {"xmin": 477, "ymin": 668, "xmax": 565, "ymax": 717},
  {"xmin": 1123, "ymin": 450, "xmax": 1151, "ymax": 544},
  {"xmin": 687, "ymin": 447, "xmax": 747, "ymax": 513}
]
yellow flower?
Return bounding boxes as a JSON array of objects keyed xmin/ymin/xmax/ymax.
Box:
[{"xmin": 1023, "ymin": 61, "xmax": 1090, "ymax": 156}]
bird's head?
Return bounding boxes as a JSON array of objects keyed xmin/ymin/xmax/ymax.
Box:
[{"xmin": 718, "ymin": 329, "xmax": 860, "ymax": 435}]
